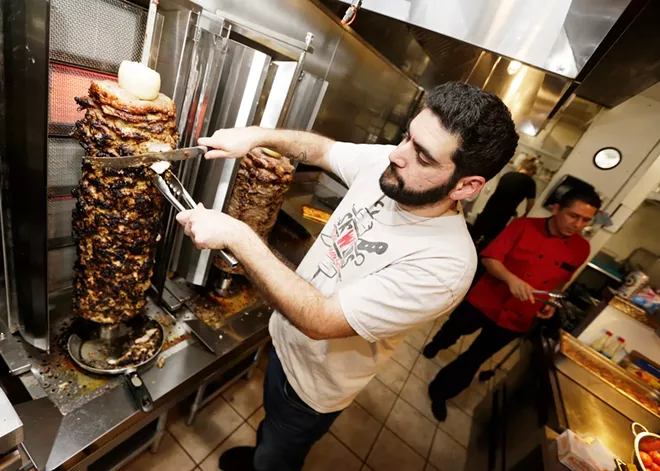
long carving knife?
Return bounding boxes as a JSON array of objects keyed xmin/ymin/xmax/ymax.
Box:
[{"xmin": 85, "ymin": 145, "xmax": 207, "ymax": 168}]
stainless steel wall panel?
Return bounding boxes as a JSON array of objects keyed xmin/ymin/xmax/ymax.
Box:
[
  {"xmin": 153, "ymin": 7, "xmax": 199, "ymax": 115},
  {"xmin": 196, "ymin": 0, "xmax": 421, "ymax": 144},
  {"xmin": 193, "ymin": 0, "xmax": 340, "ymax": 80},
  {"xmin": 316, "ymin": 29, "xmax": 421, "ymax": 143},
  {"xmin": 465, "ymin": 52, "xmax": 572, "ymax": 137},
  {"xmin": 281, "ymin": 72, "xmax": 328, "ymax": 131},
  {"xmin": 152, "ymin": 13, "xmax": 232, "ymax": 293},
  {"xmin": 4, "ymin": 0, "xmax": 50, "ymax": 350}
]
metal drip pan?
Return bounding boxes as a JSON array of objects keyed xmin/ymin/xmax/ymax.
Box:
[
  {"xmin": 24, "ymin": 297, "xmax": 192, "ymax": 414},
  {"xmin": 67, "ymin": 319, "xmax": 165, "ymax": 412},
  {"xmin": 67, "ymin": 319, "xmax": 164, "ymax": 375}
]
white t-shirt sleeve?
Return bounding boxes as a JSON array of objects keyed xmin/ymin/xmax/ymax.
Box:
[
  {"xmin": 338, "ymin": 261, "xmax": 462, "ymax": 342},
  {"xmin": 329, "ymin": 142, "xmax": 395, "ymax": 188}
]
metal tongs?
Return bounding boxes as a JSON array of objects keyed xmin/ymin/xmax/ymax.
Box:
[
  {"xmin": 532, "ymin": 290, "xmax": 566, "ymax": 308},
  {"xmin": 151, "ymin": 164, "xmax": 239, "ymax": 268}
]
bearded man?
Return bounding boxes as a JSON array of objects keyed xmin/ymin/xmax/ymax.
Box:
[{"xmin": 177, "ymin": 82, "xmax": 519, "ymax": 471}]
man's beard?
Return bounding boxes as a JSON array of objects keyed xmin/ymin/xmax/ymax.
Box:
[{"xmin": 379, "ymin": 164, "xmax": 459, "ymax": 207}]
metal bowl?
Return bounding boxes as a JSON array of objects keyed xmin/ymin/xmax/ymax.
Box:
[{"xmin": 632, "ymin": 422, "xmax": 660, "ymax": 470}]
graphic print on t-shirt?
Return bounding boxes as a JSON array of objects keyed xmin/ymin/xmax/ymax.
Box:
[{"xmin": 313, "ymin": 200, "xmax": 388, "ymax": 281}]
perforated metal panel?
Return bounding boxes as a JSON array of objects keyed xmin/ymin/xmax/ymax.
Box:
[
  {"xmin": 48, "ymin": 63, "xmax": 116, "ymax": 135},
  {"xmin": 49, "ymin": 0, "xmax": 148, "ymax": 73},
  {"xmin": 47, "ymin": 197, "xmax": 75, "ymax": 241},
  {"xmin": 48, "ymin": 138, "xmax": 84, "ymax": 191}
]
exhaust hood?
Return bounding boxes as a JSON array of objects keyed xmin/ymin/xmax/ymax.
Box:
[
  {"xmin": 339, "ymin": 0, "xmax": 631, "ymax": 79},
  {"xmin": 328, "ymin": 0, "xmax": 659, "ymax": 135}
]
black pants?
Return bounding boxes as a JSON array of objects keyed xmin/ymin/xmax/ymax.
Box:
[
  {"xmin": 254, "ymin": 347, "xmax": 342, "ymax": 471},
  {"xmin": 428, "ymin": 301, "xmax": 522, "ymax": 401}
]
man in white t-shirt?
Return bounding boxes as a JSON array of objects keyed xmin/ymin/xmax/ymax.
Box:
[{"xmin": 177, "ymin": 82, "xmax": 519, "ymax": 471}]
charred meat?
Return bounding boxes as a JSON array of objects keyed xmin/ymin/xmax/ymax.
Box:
[
  {"xmin": 72, "ymin": 80, "xmax": 178, "ymax": 324},
  {"xmin": 214, "ymin": 148, "xmax": 294, "ymax": 274}
]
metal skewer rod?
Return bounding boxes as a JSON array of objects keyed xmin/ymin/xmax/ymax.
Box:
[{"xmin": 141, "ymin": 0, "xmax": 159, "ymax": 66}]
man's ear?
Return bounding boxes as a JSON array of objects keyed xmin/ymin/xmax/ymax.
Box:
[
  {"xmin": 552, "ymin": 203, "xmax": 561, "ymax": 216},
  {"xmin": 450, "ymin": 176, "xmax": 485, "ymax": 201}
]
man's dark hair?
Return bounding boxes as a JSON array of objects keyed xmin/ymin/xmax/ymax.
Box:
[
  {"xmin": 558, "ymin": 187, "xmax": 602, "ymax": 210},
  {"xmin": 426, "ymin": 82, "xmax": 519, "ymax": 181}
]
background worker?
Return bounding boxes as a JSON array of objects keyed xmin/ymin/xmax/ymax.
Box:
[
  {"xmin": 471, "ymin": 158, "xmax": 538, "ymax": 250},
  {"xmin": 423, "ymin": 188, "xmax": 601, "ymax": 421}
]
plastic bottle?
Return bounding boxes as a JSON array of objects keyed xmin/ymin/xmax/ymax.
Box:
[
  {"xmin": 601, "ymin": 336, "xmax": 625, "ymax": 359},
  {"xmin": 591, "ymin": 330, "xmax": 613, "ymax": 352}
]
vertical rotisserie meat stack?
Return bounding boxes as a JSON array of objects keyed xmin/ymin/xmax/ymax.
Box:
[
  {"xmin": 71, "ymin": 76, "xmax": 178, "ymax": 324},
  {"xmin": 213, "ymin": 148, "xmax": 294, "ymax": 274}
]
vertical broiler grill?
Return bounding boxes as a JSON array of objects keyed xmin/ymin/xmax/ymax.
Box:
[
  {"xmin": 3, "ymin": 0, "xmax": 326, "ymax": 352},
  {"xmin": 0, "ymin": 0, "xmax": 325, "ymax": 467}
]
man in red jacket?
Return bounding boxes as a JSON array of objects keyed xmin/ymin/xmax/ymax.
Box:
[{"xmin": 423, "ymin": 187, "xmax": 601, "ymax": 421}]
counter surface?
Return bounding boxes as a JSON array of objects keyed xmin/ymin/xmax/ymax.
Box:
[
  {"xmin": 12, "ymin": 300, "xmax": 271, "ymax": 471},
  {"xmin": 555, "ymin": 369, "xmax": 636, "ymax": 462}
]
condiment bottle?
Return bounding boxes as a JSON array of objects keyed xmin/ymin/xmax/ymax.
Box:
[
  {"xmin": 602, "ymin": 336, "xmax": 625, "ymax": 359},
  {"xmin": 591, "ymin": 330, "xmax": 613, "ymax": 352}
]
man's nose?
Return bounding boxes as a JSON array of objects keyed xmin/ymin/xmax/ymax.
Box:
[{"xmin": 389, "ymin": 147, "xmax": 408, "ymax": 168}]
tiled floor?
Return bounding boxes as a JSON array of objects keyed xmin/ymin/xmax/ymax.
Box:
[{"xmin": 121, "ymin": 316, "xmax": 520, "ymax": 471}]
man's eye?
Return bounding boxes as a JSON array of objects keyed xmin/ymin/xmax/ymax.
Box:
[
  {"xmin": 416, "ymin": 154, "xmax": 430, "ymax": 166},
  {"xmin": 402, "ymin": 132, "xmax": 410, "ymax": 142}
]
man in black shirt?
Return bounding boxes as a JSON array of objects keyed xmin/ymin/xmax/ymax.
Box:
[{"xmin": 471, "ymin": 159, "xmax": 537, "ymax": 249}]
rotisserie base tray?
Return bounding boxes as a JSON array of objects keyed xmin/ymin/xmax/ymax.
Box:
[{"xmin": 24, "ymin": 295, "xmax": 191, "ymax": 414}]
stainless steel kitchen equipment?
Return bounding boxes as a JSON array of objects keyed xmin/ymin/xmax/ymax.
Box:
[
  {"xmin": 0, "ymin": 389, "xmax": 23, "ymax": 471},
  {"xmin": 0, "ymin": 0, "xmax": 332, "ymax": 468},
  {"xmin": 557, "ymin": 331, "xmax": 660, "ymax": 421},
  {"xmin": 2, "ymin": 0, "xmax": 326, "ymax": 352},
  {"xmin": 337, "ymin": 0, "xmax": 632, "ymax": 80}
]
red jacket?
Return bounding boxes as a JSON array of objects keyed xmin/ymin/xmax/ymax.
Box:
[{"xmin": 467, "ymin": 218, "xmax": 590, "ymax": 332}]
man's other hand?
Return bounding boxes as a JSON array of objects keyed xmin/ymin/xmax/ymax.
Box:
[
  {"xmin": 176, "ymin": 204, "xmax": 246, "ymax": 250},
  {"xmin": 506, "ymin": 276, "xmax": 536, "ymax": 303}
]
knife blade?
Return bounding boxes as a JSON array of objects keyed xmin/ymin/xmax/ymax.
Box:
[{"xmin": 85, "ymin": 146, "xmax": 207, "ymax": 168}]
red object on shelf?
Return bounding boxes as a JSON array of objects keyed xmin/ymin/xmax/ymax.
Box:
[{"xmin": 49, "ymin": 63, "xmax": 116, "ymax": 125}]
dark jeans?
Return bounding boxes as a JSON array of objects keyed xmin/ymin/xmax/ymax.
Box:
[
  {"xmin": 254, "ymin": 347, "xmax": 342, "ymax": 471},
  {"xmin": 428, "ymin": 301, "xmax": 522, "ymax": 401}
]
